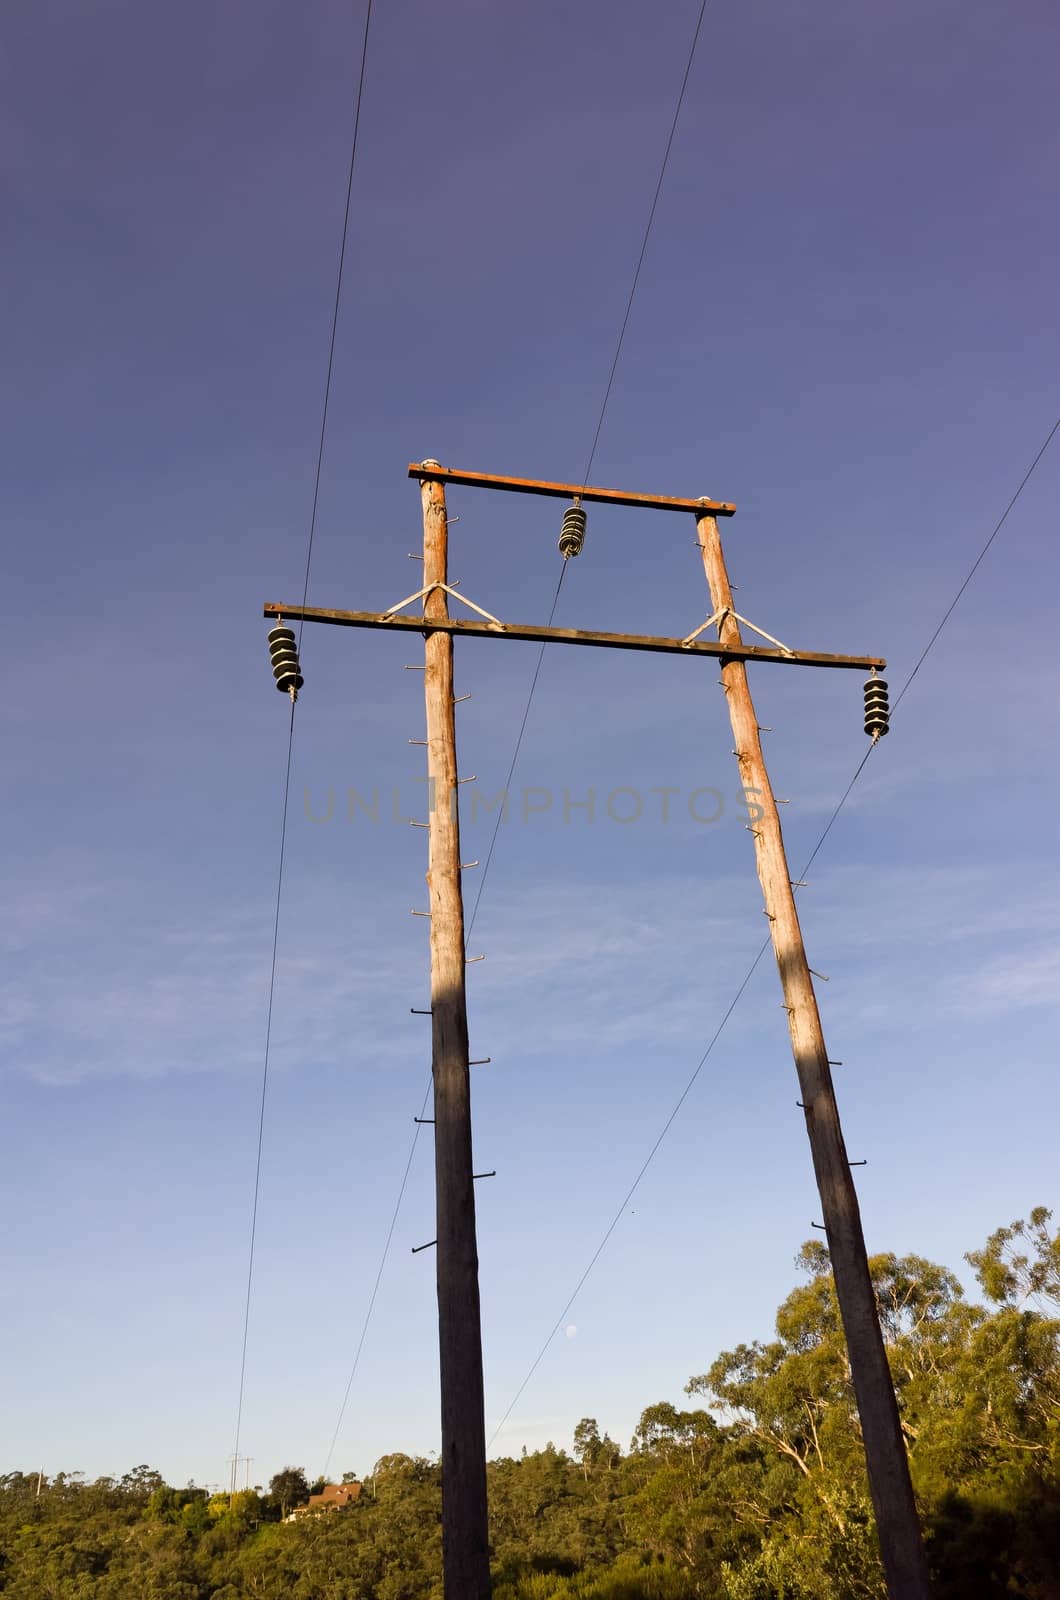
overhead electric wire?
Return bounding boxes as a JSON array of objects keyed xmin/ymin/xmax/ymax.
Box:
[
  {"xmin": 486, "ymin": 754, "xmax": 868, "ymax": 1451},
  {"xmin": 891, "ymin": 413, "xmax": 1060, "ymax": 716},
  {"xmin": 319, "ymin": 551, "xmax": 564, "ymax": 1470},
  {"xmin": 321, "ymin": 0, "xmax": 713, "ymax": 1470},
  {"xmin": 579, "ymin": 0, "xmax": 710, "ymax": 490},
  {"xmin": 232, "ymin": 704, "xmax": 296, "ymax": 1477},
  {"xmin": 322, "ymin": 1077, "xmax": 433, "ymax": 1479},
  {"xmin": 232, "ymin": 0, "xmax": 375, "ymax": 1478},
  {"xmin": 488, "ymin": 938, "xmax": 772, "ymax": 1450},
  {"xmin": 464, "ymin": 562, "xmax": 567, "ymax": 944},
  {"xmin": 489, "ymin": 411, "xmax": 1060, "ymax": 1450},
  {"xmin": 298, "ymin": 0, "xmax": 376, "ymax": 639},
  {"xmin": 469, "ymin": 0, "xmax": 710, "ymax": 937}
]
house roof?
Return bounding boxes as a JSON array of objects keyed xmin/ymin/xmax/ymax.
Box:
[{"xmin": 306, "ymin": 1482, "xmax": 361, "ymax": 1509}]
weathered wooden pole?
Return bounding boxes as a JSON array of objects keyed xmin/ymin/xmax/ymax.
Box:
[
  {"xmin": 695, "ymin": 510, "xmax": 931, "ymax": 1599},
  {"xmin": 420, "ymin": 463, "xmax": 492, "ymax": 1599}
]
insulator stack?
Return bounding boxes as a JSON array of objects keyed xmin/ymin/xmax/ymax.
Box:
[
  {"xmin": 268, "ymin": 624, "xmax": 304, "ymax": 702},
  {"xmin": 558, "ymin": 504, "xmax": 587, "ymax": 559},
  {"xmin": 863, "ymin": 674, "xmax": 889, "ymax": 740}
]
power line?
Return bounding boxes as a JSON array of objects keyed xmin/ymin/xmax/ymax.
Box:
[
  {"xmin": 322, "ymin": 1077, "xmax": 433, "ymax": 1479},
  {"xmin": 468, "ymin": 0, "xmax": 710, "ymax": 936},
  {"xmin": 486, "ymin": 754, "xmax": 864, "ymax": 1451},
  {"xmin": 488, "ymin": 411, "xmax": 1060, "ymax": 1450},
  {"xmin": 464, "ymin": 562, "xmax": 567, "ymax": 945},
  {"xmin": 232, "ymin": 0, "xmax": 375, "ymax": 1474},
  {"xmin": 233, "ymin": 703, "xmax": 296, "ymax": 1472},
  {"xmin": 318, "ymin": 565, "xmax": 568, "ymax": 1471},
  {"xmin": 298, "ymin": 0, "xmax": 375, "ymax": 640},
  {"xmin": 320, "ymin": 0, "xmax": 714, "ymax": 1469},
  {"xmin": 488, "ymin": 936, "xmax": 772, "ymax": 1450},
  {"xmin": 580, "ymin": 0, "xmax": 710, "ymax": 488},
  {"xmin": 892, "ymin": 414, "xmax": 1060, "ymax": 715}
]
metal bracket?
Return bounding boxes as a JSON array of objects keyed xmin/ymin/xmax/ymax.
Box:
[
  {"xmin": 682, "ymin": 605, "xmax": 795, "ymax": 656},
  {"xmin": 381, "ymin": 582, "xmax": 505, "ymax": 631}
]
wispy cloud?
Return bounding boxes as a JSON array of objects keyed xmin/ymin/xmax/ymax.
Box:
[
  {"xmin": 1, "ymin": 857, "xmax": 421, "ymax": 1085},
  {"xmin": 796, "ymin": 861, "xmax": 1060, "ymax": 1028},
  {"xmin": 466, "ymin": 874, "xmax": 766, "ymax": 1055},
  {"xmin": 7, "ymin": 847, "xmax": 1055, "ymax": 1086},
  {"xmin": 2, "ymin": 858, "xmax": 765, "ymax": 1084},
  {"xmin": 956, "ymin": 943, "xmax": 1060, "ymax": 1015}
]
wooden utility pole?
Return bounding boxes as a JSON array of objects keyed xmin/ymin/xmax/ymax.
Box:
[
  {"xmin": 695, "ymin": 509, "xmax": 931, "ymax": 1600},
  {"xmin": 419, "ymin": 465, "xmax": 492, "ymax": 1600},
  {"xmin": 262, "ymin": 458, "xmax": 928, "ymax": 1600}
]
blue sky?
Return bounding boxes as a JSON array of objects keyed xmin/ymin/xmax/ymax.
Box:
[{"xmin": 3, "ymin": 0, "xmax": 1059, "ymax": 1491}]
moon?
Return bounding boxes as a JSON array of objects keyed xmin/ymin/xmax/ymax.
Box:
[{"xmin": 565, "ymin": 1324, "xmax": 577, "ymax": 1339}]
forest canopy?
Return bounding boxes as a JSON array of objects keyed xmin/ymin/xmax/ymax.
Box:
[{"xmin": 4, "ymin": 1210, "xmax": 1059, "ymax": 1599}]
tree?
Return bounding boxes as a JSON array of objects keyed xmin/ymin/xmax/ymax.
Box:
[
  {"xmin": 119, "ymin": 1465, "xmax": 164, "ymax": 1503},
  {"xmin": 266, "ymin": 1466, "xmax": 310, "ymax": 1519},
  {"xmin": 967, "ymin": 1206, "xmax": 1060, "ymax": 1310},
  {"xmin": 2, "ymin": 1216, "xmax": 1059, "ymax": 1599},
  {"xmin": 687, "ymin": 1242, "xmax": 974, "ymax": 1597},
  {"xmin": 573, "ymin": 1418, "xmax": 602, "ymax": 1479},
  {"xmin": 633, "ymin": 1402, "xmax": 718, "ymax": 1468}
]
